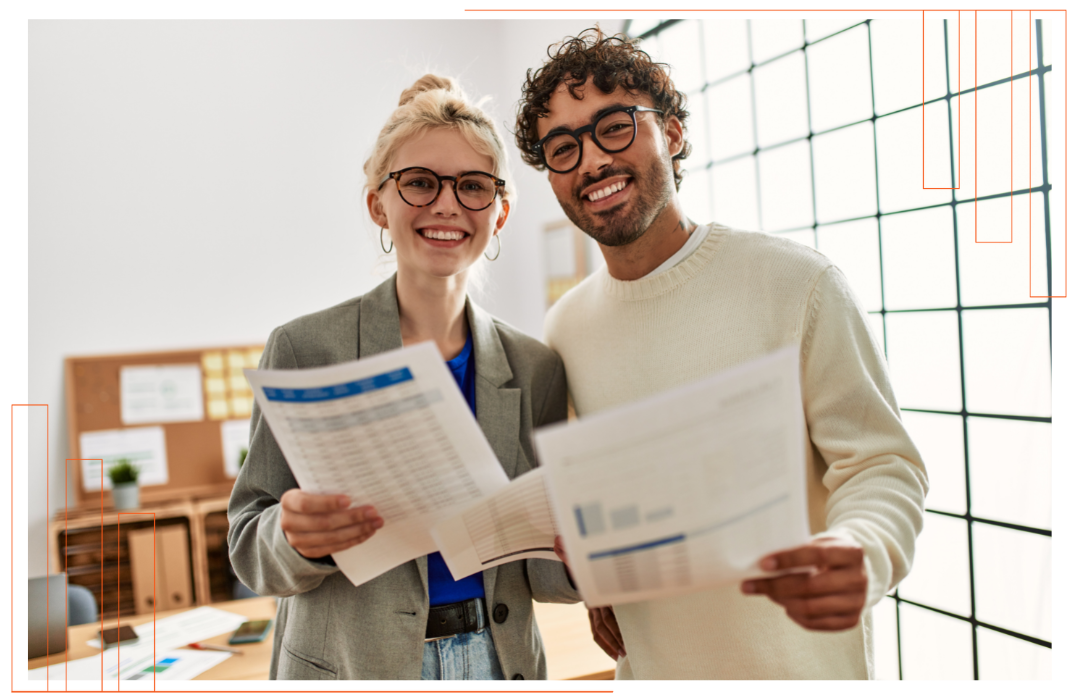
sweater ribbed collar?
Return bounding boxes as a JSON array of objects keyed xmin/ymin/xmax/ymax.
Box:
[{"xmin": 600, "ymin": 222, "xmax": 726, "ymax": 301}]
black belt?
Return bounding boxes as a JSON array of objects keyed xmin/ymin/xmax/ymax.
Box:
[{"xmin": 425, "ymin": 598, "xmax": 486, "ymax": 642}]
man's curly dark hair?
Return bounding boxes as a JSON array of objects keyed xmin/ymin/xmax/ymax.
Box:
[{"xmin": 515, "ymin": 27, "xmax": 692, "ymax": 190}]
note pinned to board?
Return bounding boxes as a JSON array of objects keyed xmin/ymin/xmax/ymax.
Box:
[
  {"xmin": 220, "ymin": 419, "xmax": 250, "ymax": 477},
  {"xmin": 534, "ymin": 345, "xmax": 811, "ymax": 608},
  {"xmin": 245, "ymin": 341, "xmax": 511, "ymax": 587},
  {"xmin": 78, "ymin": 426, "xmax": 170, "ymax": 491},
  {"xmin": 120, "ymin": 365, "xmax": 204, "ymax": 425}
]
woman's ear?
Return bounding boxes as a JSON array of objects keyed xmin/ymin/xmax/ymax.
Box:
[
  {"xmin": 494, "ymin": 198, "xmax": 510, "ymax": 233},
  {"xmin": 367, "ymin": 190, "xmax": 388, "ymax": 228}
]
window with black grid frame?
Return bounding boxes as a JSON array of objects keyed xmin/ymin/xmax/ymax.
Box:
[{"xmin": 626, "ymin": 16, "xmax": 1053, "ymax": 680}]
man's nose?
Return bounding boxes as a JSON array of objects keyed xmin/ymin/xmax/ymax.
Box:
[{"xmin": 578, "ymin": 133, "xmax": 613, "ymax": 177}]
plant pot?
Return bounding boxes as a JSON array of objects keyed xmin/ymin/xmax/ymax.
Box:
[{"xmin": 112, "ymin": 482, "xmax": 141, "ymax": 511}]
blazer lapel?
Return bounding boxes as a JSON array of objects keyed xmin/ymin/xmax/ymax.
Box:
[{"xmin": 467, "ymin": 298, "xmax": 521, "ymax": 605}]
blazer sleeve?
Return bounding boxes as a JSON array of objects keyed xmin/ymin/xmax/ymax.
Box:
[
  {"xmin": 227, "ymin": 326, "xmax": 340, "ymax": 598},
  {"xmin": 801, "ymin": 265, "xmax": 929, "ymax": 609},
  {"xmin": 524, "ymin": 352, "xmax": 581, "ymax": 604}
]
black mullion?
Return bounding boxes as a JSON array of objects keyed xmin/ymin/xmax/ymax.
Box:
[
  {"xmin": 941, "ymin": 15, "xmax": 980, "ymax": 680},
  {"xmin": 694, "ymin": 20, "xmax": 716, "ymax": 224},
  {"xmin": 1036, "ymin": 20, "xmax": 1054, "ymax": 346},
  {"xmin": 888, "ymin": 301, "xmax": 1049, "ymax": 313},
  {"xmin": 902, "ymin": 407, "xmax": 1051, "ymax": 423},
  {"xmin": 926, "ymin": 509, "xmax": 1052, "ymax": 537},
  {"xmin": 866, "ymin": 19, "xmax": 898, "ymax": 678},
  {"xmin": 894, "ymin": 597, "xmax": 1052, "ymax": 649},
  {"xmin": 636, "ymin": 19, "xmax": 681, "ymax": 41},
  {"xmin": 746, "ymin": 20, "xmax": 765, "ymax": 231},
  {"xmin": 801, "ymin": 21, "xmax": 820, "ymax": 248}
]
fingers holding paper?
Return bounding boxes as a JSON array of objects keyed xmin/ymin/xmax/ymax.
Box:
[
  {"xmin": 740, "ymin": 537, "xmax": 868, "ymax": 631},
  {"xmin": 280, "ymin": 488, "xmax": 385, "ymax": 559},
  {"xmin": 588, "ymin": 606, "xmax": 626, "ymax": 661}
]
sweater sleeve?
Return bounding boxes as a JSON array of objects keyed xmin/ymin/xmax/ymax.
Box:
[
  {"xmin": 800, "ymin": 265, "xmax": 929, "ymax": 609},
  {"xmin": 226, "ymin": 326, "xmax": 340, "ymax": 597}
]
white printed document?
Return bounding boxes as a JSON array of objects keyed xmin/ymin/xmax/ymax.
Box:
[
  {"xmin": 120, "ymin": 364, "xmax": 205, "ymax": 425},
  {"xmin": 246, "ymin": 342, "xmax": 510, "ymax": 586},
  {"xmin": 534, "ymin": 345, "xmax": 811, "ymax": 607},
  {"xmin": 431, "ymin": 467, "xmax": 561, "ymax": 581},
  {"xmin": 78, "ymin": 426, "xmax": 170, "ymax": 491}
]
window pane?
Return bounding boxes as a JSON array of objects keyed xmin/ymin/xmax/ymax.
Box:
[
  {"xmin": 871, "ymin": 18, "xmax": 948, "ymax": 115},
  {"xmin": 678, "ymin": 168, "xmax": 712, "ymax": 223},
  {"xmin": 973, "ymin": 12, "xmax": 1015, "ymax": 86},
  {"xmin": 812, "ymin": 123, "xmax": 878, "ymax": 223},
  {"xmin": 659, "ymin": 20, "xmax": 704, "ymax": 92},
  {"xmin": 706, "ymin": 74, "xmax": 755, "ymax": 162},
  {"xmin": 806, "ymin": 24, "xmax": 873, "ymax": 132},
  {"xmin": 772, "ymin": 228, "xmax": 814, "ymax": 250},
  {"xmin": 900, "ymin": 410, "xmax": 967, "ymax": 515},
  {"xmin": 899, "ymin": 604, "xmax": 974, "ymax": 679},
  {"xmin": 871, "ymin": 596, "xmax": 899, "ymax": 680},
  {"xmin": 957, "ymin": 194, "xmax": 1047, "ymax": 306},
  {"xmin": 1011, "ymin": 76, "xmax": 1045, "ymax": 190},
  {"xmin": 974, "ymin": 81, "xmax": 1020, "ymax": 201},
  {"xmin": 758, "ymin": 140, "xmax": 814, "ymax": 231},
  {"xmin": 752, "ymin": 52, "xmax": 809, "ymax": 148},
  {"xmin": 899, "ymin": 512, "xmax": 971, "ymax": 616},
  {"xmin": 976, "ymin": 627, "xmax": 1052, "ymax": 680},
  {"xmin": 961, "ymin": 308, "xmax": 1051, "ymax": 417},
  {"xmin": 749, "ymin": 19, "xmax": 805, "ymax": 64},
  {"xmin": 880, "ymin": 207, "xmax": 957, "ymax": 310},
  {"xmin": 806, "ymin": 17, "xmax": 864, "ymax": 43},
  {"xmin": 884, "ymin": 311, "xmax": 962, "ymax": 411},
  {"xmin": 816, "ymin": 218, "xmax": 882, "ymax": 312},
  {"xmin": 875, "ymin": 108, "xmax": 954, "ymax": 213},
  {"xmin": 710, "ymin": 155, "xmax": 759, "ymax": 230},
  {"xmin": 973, "ymin": 523, "xmax": 1051, "ymax": 641},
  {"xmin": 968, "ymin": 416, "xmax": 1051, "ymax": 530},
  {"xmin": 681, "ymin": 90, "xmax": 708, "ymax": 171},
  {"xmin": 703, "ymin": 20, "xmax": 750, "ymax": 81}
]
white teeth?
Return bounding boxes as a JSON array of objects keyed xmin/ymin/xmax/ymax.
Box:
[
  {"xmin": 420, "ymin": 229, "xmax": 465, "ymax": 241},
  {"xmin": 587, "ymin": 181, "xmax": 626, "ymax": 202}
]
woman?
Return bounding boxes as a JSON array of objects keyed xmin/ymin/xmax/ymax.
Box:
[{"xmin": 227, "ymin": 75, "xmax": 577, "ymax": 681}]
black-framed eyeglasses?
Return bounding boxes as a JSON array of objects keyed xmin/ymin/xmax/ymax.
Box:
[
  {"xmin": 377, "ymin": 167, "xmax": 505, "ymax": 211},
  {"xmin": 531, "ymin": 105, "xmax": 664, "ymax": 174}
]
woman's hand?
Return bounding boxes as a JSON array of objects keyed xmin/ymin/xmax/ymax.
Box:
[{"xmin": 279, "ymin": 489, "xmax": 384, "ymax": 559}]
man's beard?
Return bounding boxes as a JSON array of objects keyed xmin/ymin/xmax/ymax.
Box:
[{"xmin": 559, "ymin": 156, "xmax": 673, "ymax": 248}]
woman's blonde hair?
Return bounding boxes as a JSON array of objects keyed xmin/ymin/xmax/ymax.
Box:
[{"xmin": 363, "ymin": 74, "xmax": 515, "ymax": 206}]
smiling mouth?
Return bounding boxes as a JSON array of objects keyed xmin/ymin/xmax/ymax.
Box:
[
  {"xmin": 584, "ymin": 179, "xmax": 629, "ymax": 204},
  {"xmin": 419, "ymin": 228, "xmax": 469, "ymax": 241}
]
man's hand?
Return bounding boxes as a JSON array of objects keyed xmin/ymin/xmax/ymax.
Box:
[
  {"xmin": 553, "ymin": 536, "xmax": 625, "ymax": 660},
  {"xmin": 279, "ymin": 489, "xmax": 384, "ymax": 560},
  {"xmin": 740, "ymin": 537, "xmax": 868, "ymax": 631}
]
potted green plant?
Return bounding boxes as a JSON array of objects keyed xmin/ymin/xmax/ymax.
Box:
[{"xmin": 108, "ymin": 459, "xmax": 141, "ymax": 511}]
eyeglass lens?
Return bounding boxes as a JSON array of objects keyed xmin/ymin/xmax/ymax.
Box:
[
  {"xmin": 542, "ymin": 110, "xmax": 637, "ymax": 172},
  {"xmin": 396, "ymin": 168, "xmax": 497, "ymax": 210}
]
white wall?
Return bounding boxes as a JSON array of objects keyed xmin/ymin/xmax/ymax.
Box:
[{"xmin": 28, "ymin": 19, "xmax": 620, "ymax": 577}]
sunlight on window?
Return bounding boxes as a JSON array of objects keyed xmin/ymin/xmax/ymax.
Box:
[
  {"xmin": 812, "ymin": 122, "xmax": 878, "ymax": 223},
  {"xmin": 900, "ymin": 410, "xmax": 967, "ymax": 515},
  {"xmin": 899, "ymin": 605, "xmax": 974, "ymax": 680},
  {"xmin": 884, "ymin": 311, "xmax": 962, "ymax": 411},
  {"xmin": 758, "ymin": 140, "xmax": 814, "ymax": 232},
  {"xmin": 752, "ymin": 51, "xmax": 810, "ymax": 148},
  {"xmin": 806, "ymin": 23, "xmax": 873, "ymax": 132},
  {"xmin": 968, "ymin": 417, "xmax": 1051, "ymax": 530},
  {"xmin": 899, "ymin": 512, "xmax": 972, "ymax": 617}
]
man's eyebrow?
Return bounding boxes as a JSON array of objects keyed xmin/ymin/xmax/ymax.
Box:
[{"xmin": 543, "ymin": 103, "xmax": 635, "ymax": 135}]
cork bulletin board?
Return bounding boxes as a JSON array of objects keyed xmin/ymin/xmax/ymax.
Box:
[{"xmin": 64, "ymin": 344, "xmax": 264, "ymax": 507}]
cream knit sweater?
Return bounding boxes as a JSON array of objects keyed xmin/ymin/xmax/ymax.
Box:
[{"xmin": 543, "ymin": 223, "xmax": 928, "ymax": 680}]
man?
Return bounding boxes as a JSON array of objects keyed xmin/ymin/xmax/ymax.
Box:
[{"xmin": 515, "ymin": 29, "xmax": 928, "ymax": 680}]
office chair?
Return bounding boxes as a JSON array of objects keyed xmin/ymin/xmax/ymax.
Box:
[{"xmin": 67, "ymin": 584, "xmax": 98, "ymax": 626}]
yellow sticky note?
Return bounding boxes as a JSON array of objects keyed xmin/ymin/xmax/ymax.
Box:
[
  {"xmin": 205, "ymin": 377, "xmax": 226, "ymax": 395},
  {"xmin": 227, "ymin": 351, "xmax": 246, "ymax": 369},
  {"xmin": 229, "ymin": 374, "xmax": 250, "ymax": 392},
  {"xmin": 202, "ymin": 352, "xmax": 224, "ymax": 372},
  {"xmin": 230, "ymin": 396, "xmax": 253, "ymax": 418},
  {"xmin": 208, "ymin": 399, "xmax": 229, "ymax": 420},
  {"xmin": 247, "ymin": 348, "xmax": 263, "ymax": 367}
]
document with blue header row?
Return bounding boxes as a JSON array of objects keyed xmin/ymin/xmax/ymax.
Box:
[
  {"xmin": 245, "ymin": 342, "xmax": 510, "ymax": 586},
  {"xmin": 534, "ymin": 345, "xmax": 811, "ymax": 607}
]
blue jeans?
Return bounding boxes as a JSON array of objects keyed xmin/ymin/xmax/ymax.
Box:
[{"xmin": 421, "ymin": 628, "xmax": 505, "ymax": 680}]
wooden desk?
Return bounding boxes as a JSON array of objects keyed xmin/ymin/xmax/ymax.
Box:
[{"xmin": 29, "ymin": 597, "xmax": 614, "ymax": 681}]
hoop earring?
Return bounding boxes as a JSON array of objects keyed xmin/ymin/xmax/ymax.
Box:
[
  {"xmin": 484, "ymin": 234, "xmax": 501, "ymax": 262},
  {"xmin": 380, "ymin": 228, "xmax": 393, "ymax": 254}
]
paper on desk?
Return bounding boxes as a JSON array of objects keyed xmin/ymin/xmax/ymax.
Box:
[
  {"xmin": 431, "ymin": 467, "xmax": 561, "ymax": 580},
  {"xmin": 78, "ymin": 426, "xmax": 170, "ymax": 491},
  {"xmin": 245, "ymin": 341, "xmax": 511, "ymax": 586},
  {"xmin": 534, "ymin": 344, "xmax": 811, "ymax": 607},
  {"xmin": 84, "ymin": 605, "xmax": 249, "ymax": 652},
  {"xmin": 29, "ymin": 648, "xmax": 231, "ymax": 682}
]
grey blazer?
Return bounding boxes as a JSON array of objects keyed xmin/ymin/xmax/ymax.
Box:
[{"xmin": 227, "ymin": 275, "xmax": 579, "ymax": 680}]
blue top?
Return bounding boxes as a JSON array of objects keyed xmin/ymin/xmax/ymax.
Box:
[{"xmin": 426, "ymin": 332, "xmax": 487, "ymax": 606}]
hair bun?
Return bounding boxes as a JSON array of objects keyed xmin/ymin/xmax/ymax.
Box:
[{"xmin": 398, "ymin": 74, "xmax": 463, "ymax": 106}]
